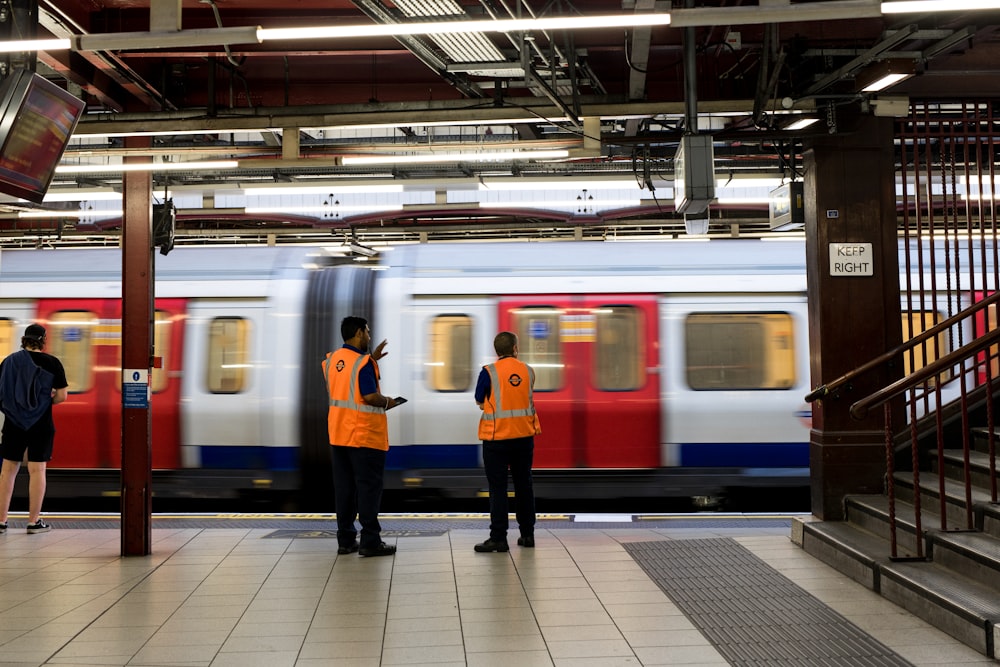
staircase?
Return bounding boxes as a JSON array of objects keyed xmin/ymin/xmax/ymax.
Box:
[{"xmin": 794, "ymin": 426, "xmax": 1000, "ymax": 659}]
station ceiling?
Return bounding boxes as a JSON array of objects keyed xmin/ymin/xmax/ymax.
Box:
[{"xmin": 1, "ymin": 0, "xmax": 998, "ymax": 248}]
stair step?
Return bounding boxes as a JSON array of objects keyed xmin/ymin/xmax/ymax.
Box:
[
  {"xmin": 880, "ymin": 560, "xmax": 1000, "ymax": 658},
  {"xmin": 844, "ymin": 493, "xmax": 933, "ymax": 556},
  {"xmin": 891, "ymin": 474, "xmax": 996, "ymax": 534},
  {"xmin": 940, "ymin": 449, "xmax": 997, "ymax": 488},
  {"xmin": 970, "ymin": 426, "xmax": 1000, "ymax": 454},
  {"xmin": 797, "ymin": 518, "xmax": 887, "ymax": 590},
  {"xmin": 931, "ymin": 531, "xmax": 1000, "ymax": 584}
]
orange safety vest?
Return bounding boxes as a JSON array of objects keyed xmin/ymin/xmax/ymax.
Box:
[
  {"xmin": 478, "ymin": 357, "xmax": 542, "ymax": 441},
  {"xmin": 322, "ymin": 347, "xmax": 389, "ymax": 451}
]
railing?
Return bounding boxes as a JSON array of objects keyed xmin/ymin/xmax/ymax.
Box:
[{"xmin": 806, "ymin": 290, "xmax": 1000, "ymax": 559}]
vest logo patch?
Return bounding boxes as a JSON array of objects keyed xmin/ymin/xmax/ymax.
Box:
[
  {"xmin": 508, "ymin": 373, "xmax": 522, "ymax": 387},
  {"xmin": 336, "ymin": 360, "xmax": 345, "ymax": 372}
]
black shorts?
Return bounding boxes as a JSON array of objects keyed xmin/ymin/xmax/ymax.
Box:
[{"xmin": 0, "ymin": 427, "xmax": 55, "ymax": 463}]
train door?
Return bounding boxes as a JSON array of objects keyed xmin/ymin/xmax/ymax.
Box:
[
  {"xmin": 498, "ymin": 295, "xmax": 660, "ymax": 469},
  {"xmin": 407, "ymin": 301, "xmax": 493, "ymax": 469},
  {"xmin": 39, "ymin": 299, "xmax": 185, "ymax": 469},
  {"xmin": 181, "ymin": 301, "xmax": 269, "ymax": 470}
]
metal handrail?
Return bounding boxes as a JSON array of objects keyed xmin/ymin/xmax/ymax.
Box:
[{"xmin": 850, "ymin": 327, "xmax": 1000, "ymax": 419}]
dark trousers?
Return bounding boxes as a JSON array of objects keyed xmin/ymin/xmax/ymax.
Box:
[
  {"xmin": 482, "ymin": 436, "xmax": 535, "ymax": 542},
  {"xmin": 331, "ymin": 445, "xmax": 387, "ymax": 550}
]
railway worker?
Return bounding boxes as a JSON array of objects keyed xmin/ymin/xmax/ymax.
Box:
[
  {"xmin": 0, "ymin": 324, "xmax": 68, "ymax": 535},
  {"xmin": 322, "ymin": 316, "xmax": 398, "ymax": 558},
  {"xmin": 474, "ymin": 331, "xmax": 542, "ymax": 553}
]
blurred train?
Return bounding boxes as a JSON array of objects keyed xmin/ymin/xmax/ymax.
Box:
[{"xmin": 0, "ymin": 238, "xmax": 967, "ymax": 508}]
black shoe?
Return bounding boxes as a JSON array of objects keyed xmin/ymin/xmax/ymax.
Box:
[
  {"xmin": 337, "ymin": 542, "xmax": 359, "ymax": 555},
  {"xmin": 358, "ymin": 542, "xmax": 396, "ymax": 557},
  {"xmin": 26, "ymin": 520, "xmax": 51, "ymax": 534},
  {"xmin": 474, "ymin": 539, "xmax": 509, "ymax": 553},
  {"xmin": 517, "ymin": 536, "xmax": 535, "ymax": 548},
  {"xmin": 0, "ymin": 522, "xmax": 6, "ymax": 534}
]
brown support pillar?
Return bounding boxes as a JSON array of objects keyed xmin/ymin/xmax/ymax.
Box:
[
  {"xmin": 121, "ymin": 137, "xmax": 154, "ymax": 556},
  {"xmin": 804, "ymin": 113, "xmax": 903, "ymax": 520}
]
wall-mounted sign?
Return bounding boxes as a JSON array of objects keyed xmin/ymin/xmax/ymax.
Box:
[
  {"xmin": 122, "ymin": 369, "xmax": 149, "ymax": 409},
  {"xmin": 829, "ymin": 243, "xmax": 873, "ymax": 276}
]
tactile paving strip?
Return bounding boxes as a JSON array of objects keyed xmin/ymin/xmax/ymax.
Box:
[{"xmin": 624, "ymin": 538, "xmax": 914, "ymax": 666}]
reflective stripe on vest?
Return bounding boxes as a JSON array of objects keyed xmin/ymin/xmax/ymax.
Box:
[{"xmin": 326, "ymin": 354, "xmax": 384, "ymax": 414}]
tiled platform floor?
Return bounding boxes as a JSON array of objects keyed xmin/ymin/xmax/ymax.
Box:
[{"xmin": 0, "ymin": 515, "xmax": 993, "ymax": 667}]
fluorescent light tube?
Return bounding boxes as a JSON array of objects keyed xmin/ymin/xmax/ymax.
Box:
[
  {"xmin": 861, "ymin": 73, "xmax": 911, "ymax": 92},
  {"xmin": 245, "ymin": 205, "xmax": 404, "ymax": 214},
  {"xmin": 882, "ymin": 0, "xmax": 1000, "ymax": 12},
  {"xmin": 342, "ymin": 150, "xmax": 569, "ymax": 165},
  {"xmin": 0, "ymin": 38, "xmax": 71, "ymax": 53},
  {"xmin": 785, "ymin": 118, "xmax": 821, "ymax": 130},
  {"xmin": 56, "ymin": 160, "xmax": 238, "ymax": 174},
  {"xmin": 257, "ymin": 14, "xmax": 670, "ymax": 42}
]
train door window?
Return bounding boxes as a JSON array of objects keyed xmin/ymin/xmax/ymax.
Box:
[
  {"xmin": 512, "ymin": 307, "xmax": 562, "ymax": 391},
  {"xmin": 151, "ymin": 311, "xmax": 172, "ymax": 393},
  {"xmin": 46, "ymin": 312, "xmax": 98, "ymax": 393},
  {"xmin": 901, "ymin": 311, "xmax": 950, "ymax": 383},
  {"xmin": 0, "ymin": 319, "xmax": 14, "ymax": 359},
  {"xmin": 593, "ymin": 306, "xmax": 644, "ymax": 391},
  {"xmin": 206, "ymin": 317, "xmax": 250, "ymax": 394},
  {"xmin": 685, "ymin": 312, "xmax": 796, "ymax": 390},
  {"xmin": 427, "ymin": 315, "xmax": 473, "ymax": 392}
]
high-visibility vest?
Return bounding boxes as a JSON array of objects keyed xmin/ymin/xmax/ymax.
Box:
[
  {"xmin": 323, "ymin": 347, "xmax": 389, "ymax": 451},
  {"xmin": 478, "ymin": 357, "xmax": 541, "ymax": 441}
]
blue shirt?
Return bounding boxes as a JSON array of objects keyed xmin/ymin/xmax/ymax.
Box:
[
  {"xmin": 474, "ymin": 368, "xmax": 491, "ymax": 403},
  {"xmin": 343, "ymin": 344, "xmax": 378, "ymax": 395}
]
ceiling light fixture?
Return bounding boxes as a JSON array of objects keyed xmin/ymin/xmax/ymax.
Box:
[
  {"xmin": 478, "ymin": 198, "xmax": 641, "ymax": 209},
  {"xmin": 856, "ymin": 59, "xmax": 916, "ymax": 92},
  {"xmin": 245, "ymin": 205, "xmax": 404, "ymax": 214},
  {"xmin": 243, "ymin": 184, "xmax": 404, "ymax": 196},
  {"xmin": 257, "ymin": 14, "xmax": 671, "ymax": 43},
  {"xmin": 478, "ymin": 177, "xmax": 645, "ymax": 191},
  {"xmin": 881, "ymin": 0, "xmax": 1000, "ymax": 11},
  {"xmin": 0, "ymin": 38, "xmax": 71, "ymax": 53},
  {"xmin": 342, "ymin": 150, "xmax": 570, "ymax": 166},
  {"xmin": 18, "ymin": 209, "xmax": 123, "ymax": 219},
  {"xmin": 784, "ymin": 117, "xmax": 821, "ymax": 130},
  {"xmin": 56, "ymin": 160, "xmax": 239, "ymax": 174}
]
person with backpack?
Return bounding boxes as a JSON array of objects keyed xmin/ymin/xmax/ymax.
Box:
[{"xmin": 0, "ymin": 324, "xmax": 68, "ymax": 534}]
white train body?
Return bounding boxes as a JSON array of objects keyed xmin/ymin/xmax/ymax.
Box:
[{"xmin": 3, "ymin": 237, "xmax": 965, "ymax": 503}]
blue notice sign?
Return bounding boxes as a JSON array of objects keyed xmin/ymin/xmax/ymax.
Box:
[
  {"xmin": 122, "ymin": 369, "xmax": 149, "ymax": 409},
  {"xmin": 528, "ymin": 320, "xmax": 550, "ymax": 339}
]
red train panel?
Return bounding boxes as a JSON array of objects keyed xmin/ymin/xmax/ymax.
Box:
[{"xmin": 37, "ymin": 298, "xmax": 186, "ymax": 470}]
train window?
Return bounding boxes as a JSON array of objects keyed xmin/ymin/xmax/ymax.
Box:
[
  {"xmin": 111, "ymin": 311, "xmax": 172, "ymax": 394},
  {"xmin": 47, "ymin": 312, "xmax": 98, "ymax": 393},
  {"xmin": 593, "ymin": 306, "xmax": 644, "ymax": 391},
  {"xmin": 0, "ymin": 319, "xmax": 14, "ymax": 359},
  {"xmin": 685, "ymin": 313, "xmax": 796, "ymax": 390},
  {"xmin": 511, "ymin": 307, "xmax": 562, "ymax": 391},
  {"xmin": 206, "ymin": 317, "xmax": 250, "ymax": 394},
  {"xmin": 427, "ymin": 315, "xmax": 473, "ymax": 392},
  {"xmin": 902, "ymin": 311, "xmax": 950, "ymax": 384}
]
